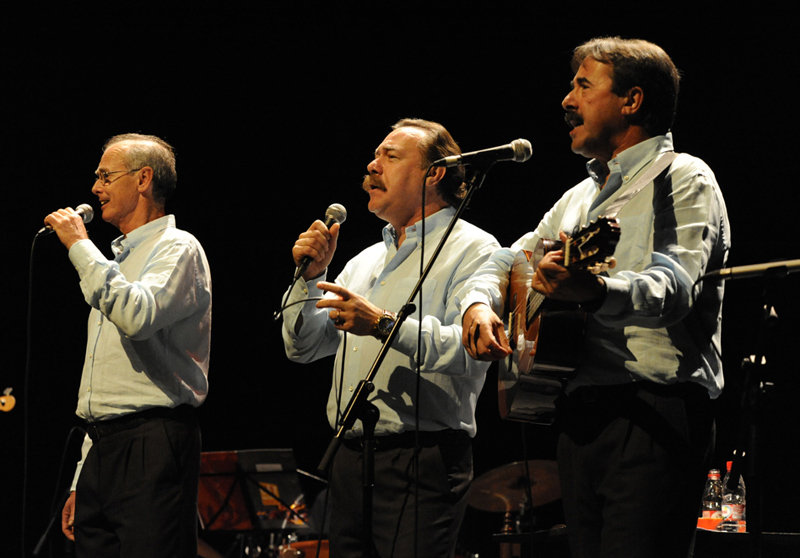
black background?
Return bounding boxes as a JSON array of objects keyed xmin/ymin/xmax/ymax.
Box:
[{"xmin": 3, "ymin": 5, "xmax": 798, "ymax": 556}]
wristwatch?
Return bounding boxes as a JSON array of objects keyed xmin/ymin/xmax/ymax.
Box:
[{"xmin": 374, "ymin": 310, "xmax": 397, "ymax": 340}]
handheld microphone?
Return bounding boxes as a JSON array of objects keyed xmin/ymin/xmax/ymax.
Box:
[
  {"xmin": 294, "ymin": 203, "xmax": 347, "ymax": 280},
  {"xmin": 38, "ymin": 204, "xmax": 94, "ymax": 235},
  {"xmin": 432, "ymin": 139, "xmax": 533, "ymax": 168}
]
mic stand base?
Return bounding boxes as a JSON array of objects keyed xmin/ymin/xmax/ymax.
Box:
[
  {"xmin": 730, "ymin": 276, "xmax": 783, "ymax": 558},
  {"xmin": 361, "ymin": 400, "xmax": 379, "ymax": 558}
]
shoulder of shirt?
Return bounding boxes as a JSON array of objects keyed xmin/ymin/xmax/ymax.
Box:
[
  {"xmin": 143, "ymin": 216, "xmax": 202, "ymax": 243},
  {"xmin": 634, "ymin": 134, "xmax": 715, "ymax": 182},
  {"xmin": 127, "ymin": 217, "xmax": 207, "ymax": 258},
  {"xmin": 670, "ymin": 151, "xmax": 714, "ymax": 175},
  {"xmin": 653, "ymin": 151, "xmax": 719, "ymax": 196},
  {"xmin": 452, "ymin": 217, "xmax": 500, "ymax": 248}
]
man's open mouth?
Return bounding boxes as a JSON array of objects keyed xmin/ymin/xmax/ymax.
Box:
[
  {"xmin": 362, "ymin": 175, "xmax": 385, "ymax": 192},
  {"xmin": 565, "ymin": 113, "xmax": 583, "ymax": 128}
]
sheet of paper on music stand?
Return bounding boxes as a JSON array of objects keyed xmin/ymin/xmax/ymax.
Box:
[{"xmin": 197, "ymin": 448, "xmax": 309, "ymax": 532}]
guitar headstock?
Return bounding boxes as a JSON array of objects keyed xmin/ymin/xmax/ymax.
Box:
[{"xmin": 564, "ymin": 216, "xmax": 621, "ymax": 273}]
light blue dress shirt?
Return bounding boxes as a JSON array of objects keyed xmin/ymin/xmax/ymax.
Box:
[
  {"xmin": 67, "ymin": 214, "xmax": 211, "ymax": 487},
  {"xmin": 457, "ymin": 134, "xmax": 731, "ymax": 397},
  {"xmin": 283, "ymin": 207, "xmax": 500, "ymax": 437}
]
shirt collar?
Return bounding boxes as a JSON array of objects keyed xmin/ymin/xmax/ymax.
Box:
[
  {"xmin": 381, "ymin": 206, "xmax": 456, "ymax": 249},
  {"xmin": 586, "ymin": 132, "xmax": 674, "ymax": 187},
  {"xmin": 111, "ymin": 214, "xmax": 175, "ymax": 256}
]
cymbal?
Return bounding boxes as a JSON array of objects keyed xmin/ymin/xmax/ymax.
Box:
[{"xmin": 468, "ymin": 460, "xmax": 560, "ymax": 512}]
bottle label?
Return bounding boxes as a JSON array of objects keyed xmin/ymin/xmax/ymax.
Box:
[
  {"xmin": 721, "ymin": 503, "xmax": 745, "ymax": 521},
  {"xmin": 729, "ymin": 504, "xmax": 745, "ymax": 521}
]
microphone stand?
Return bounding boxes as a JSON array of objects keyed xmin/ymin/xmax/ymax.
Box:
[
  {"xmin": 730, "ymin": 274, "xmax": 782, "ymax": 558},
  {"xmin": 702, "ymin": 259, "xmax": 799, "ymax": 556},
  {"xmin": 316, "ymin": 163, "xmax": 495, "ymax": 555}
]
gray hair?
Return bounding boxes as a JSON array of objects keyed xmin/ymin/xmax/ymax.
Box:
[{"xmin": 103, "ymin": 133, "xmax": 177, "ymax": 204}]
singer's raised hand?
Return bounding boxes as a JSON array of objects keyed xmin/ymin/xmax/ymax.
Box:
[
  {"xmin": 44, "ymin": 208, "xmax": 89, "ymax": 249},
  {"xmin": 316, "ymin": 281, "xmax": 383, "ymax": 337},
  {"xmin": 292, "ymin": 220, "xmax": 341, "ymax": 280}
]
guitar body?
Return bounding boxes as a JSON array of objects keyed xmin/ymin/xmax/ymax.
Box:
[
  {"xmin": 498, "ymin": 249, "xmax": 584, "ymax": 425},
  {"xmin": 498, "ymin": 218, "xmax": 620, "ymax": 425}
]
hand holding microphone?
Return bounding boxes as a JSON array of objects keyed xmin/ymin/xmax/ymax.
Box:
[
  {"xmin": 293, "ymin": 203, "xmax": 347, "ymax": 281},
  {"xmin": 40, "ymin": 204, "xmax": 95, "ymax": 248}
]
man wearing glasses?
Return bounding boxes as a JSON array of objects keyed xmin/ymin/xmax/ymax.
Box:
[{"xmin": 44, "ymin": 133, "xmax": 212, "ymax": 558}]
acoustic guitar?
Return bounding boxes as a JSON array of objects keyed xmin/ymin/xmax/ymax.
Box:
[{"xmin": 498, "ymin": 217, "xmax": 620, "ymax": 425}]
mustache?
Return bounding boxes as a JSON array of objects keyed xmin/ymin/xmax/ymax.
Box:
[
  {"xmin": 362, "ymin": 174, "xmax": 386, "ymax": 193},
  {"xmin": 564, "ymin": 111, "xmax": 583, "ymax": 128}
]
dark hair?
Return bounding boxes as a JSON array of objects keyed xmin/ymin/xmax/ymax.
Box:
[
  {"xmin": 391, "ymin": 118, "xmax": 466, "ymax": 207},
  {"xmin": 572, "ymin": 37, "xmax": 681, "ymax": 135},
  {"xmin": 103, "ymin": 133, "xmax": 177, "ymax": 204}
]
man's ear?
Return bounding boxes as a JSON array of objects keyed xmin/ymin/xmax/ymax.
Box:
[
  {"xmin": 425, "ymin": 165, "xmax": 446, "ymax": 188},
  {"xmin": 621, "ymin": 86, "xmax": 644, "ymax": 117},
  {"xmin": 136, "ymin": 166, "xmax": 155, "ymax": 194}
]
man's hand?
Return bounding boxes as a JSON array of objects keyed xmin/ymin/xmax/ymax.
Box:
[
  {"xmin": 316, "ymin": 281, "xmax": 383, "ymax": 337},
  {"xmin": 531, "ymin": 232, "xmax": 605, "ymax": 304},
  {"xmin": 462, "ymin": 303, "xmax": 511, "ymax": 361},
  {"xmin": 62, "ymin": 491, "xmax": 76, "ymax": 541},
  {"xmin": 292, "ymin": 220, "xmax": 341, "ymax": 280},
  {"xmin": 44, "ymin": 208, "xmax": 89, "ymax": 250}
]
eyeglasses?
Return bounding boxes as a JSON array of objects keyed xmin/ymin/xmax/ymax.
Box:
[{"xmin": 94, "ymin": 168, "xmax": 143, "ymax": 186}]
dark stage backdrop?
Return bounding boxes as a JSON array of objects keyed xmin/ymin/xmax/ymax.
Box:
[{"xmin": 3, "ymin": 6, "xmax": 798, "ymax": 557}]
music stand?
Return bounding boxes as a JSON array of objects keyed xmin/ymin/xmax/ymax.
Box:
[{"xmin": 197, "ymin": 449, "xmax": 311, "ymax": 534}]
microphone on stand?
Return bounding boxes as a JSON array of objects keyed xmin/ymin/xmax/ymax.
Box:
[
  {"xmin": 700, "ymin": 259, "xmax": 800, "ymax": 281},
  {"xmin": 38, "ymin": 204, "xmax": 94, "ymax": 235},
  {"xmin": 432, "ymin": 139, "xmax": 532, "ymax": 168}
]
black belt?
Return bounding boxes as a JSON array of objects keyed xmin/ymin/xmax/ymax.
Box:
[
  {"xmin": 85, "ymin": 405, "xmax": 194, "ymax": 442},
  {"xmin": 342, "ymin": 429, "xmax": 468, "ymax": 452},
  {"xmin": 567, "ymin": 381, "xmax": 706, "ymax": 404}
]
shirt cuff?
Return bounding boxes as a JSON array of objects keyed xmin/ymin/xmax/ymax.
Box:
[
  {"xmin": 594, "ymin": 275, "xmax": 627, "ymax": 315},
  {"xmin": 457, "ymin": 291, "xmax": 495, "ymax": 317},
  {"xmin": 67, "ymin": 239, "xmax": 105, "ymax": 276}
]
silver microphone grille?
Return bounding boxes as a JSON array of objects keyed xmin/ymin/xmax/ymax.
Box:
[
  {"xmin": 326, "ymin": 203, "xmax": 347, "ymax": 225},
  {"xmin": 76, "ymin": 203, "xmax": 94, "ymax": 224},
  {"xmin": 511, "ymin": 139, "xmax": 533, "ymax": 163}
]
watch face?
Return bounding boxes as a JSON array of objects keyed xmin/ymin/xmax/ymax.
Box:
[{"xmin": 378, "ymin": 315, "xmax": 394, "ymax": 335}]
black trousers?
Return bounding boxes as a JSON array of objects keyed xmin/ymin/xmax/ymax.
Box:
[
  {"xmin": 556, "ymin": 382, "xmax": 714, "ymax": 558},
  {"xmin": 75, "ymin": 406, "xmax": 201, "ymax": 558},
  {"xmin": 328, "ymin": 430, "xmax": 472, "ymax": 558}
]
